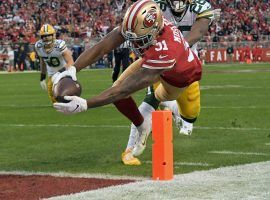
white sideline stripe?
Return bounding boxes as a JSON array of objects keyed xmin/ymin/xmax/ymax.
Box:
[
  {"xmin": 1, "ymin": 123, "xmax": 270, "ymax": 132},
  {"xmin": 0, "ymin": 171, "xmax": 146, "ymax": 181},
  {"xmin": 200, "ymin": 85, "xmax": 267, "ymax": 90},
  {"xmin": 0, "ymin": 124, "xmax": 129, "ymax": 129},
  {"xmin": 196, "ymin": 126, "xmax": 270, "ymax": 131},
  {"xmin": 209, "ymin": 151, "xmax": 268, "ymax": 156},
  {"xmin": 203, "ymin": 105, "xmax": 270, "ymax": 109},
  {"xmin": 145, "ymin": 161, "xmax": 211, "ymax": 167},
  {"xmin": 45, "ymin": 161, "xmax": 270, "ymax": 200},
  {"xmin": 265, "ymin": 143, "xmax": 270, "ymax": 146},
  {"xmin": 0, "ymin": 71, "xmax": 39, "ymax": 74},
  {"xmin": 0, "ymin": 104, "xmax": 113, "ymax": 108},
  {"xmin": 0, "ymin": 69, "xmax": 109, "ymax": 75},
  {"xmin": 0, "ymin": 105, "xmax": 51, "ymax": 108},
  {"xmin": 203, "ymin": 94, "xmax": 269, "ymax": 97},
  {"xmin": 1, "ymin": 104, "xmax": 269, "ymax": 109}
]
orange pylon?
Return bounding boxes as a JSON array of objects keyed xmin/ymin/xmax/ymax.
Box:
[{"xmin": 152, "ymin": 111, "xmax": 173, "ymax": 180}]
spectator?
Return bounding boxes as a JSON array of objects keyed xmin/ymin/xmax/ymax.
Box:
[
  {"xmin": 7, "ymin": 45, "xmax": 14, "ymax": 72},
  {"xmin": 226, "ymin": 45, "xmax": 234, "ymax": 63}
]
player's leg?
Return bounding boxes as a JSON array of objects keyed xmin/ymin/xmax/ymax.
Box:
[
  {"xmin": 132, "ymin": 79, "xmax": 184, "ymax": 156},
  {"xmin": 122, "ymin": 100, "xmax": 156, "ymax": 165},
  {"xmin": 47, "ymin": 77, "xmax": 56, "ymax": 103},
  {"xmin": 129, "ymin": 82, "xmax": 161, "ymax": 157},
  {"xmin": 112, "ymin": 50, "xmax": 121, "ymax": 82},
  {"xmin": 176, "ymin": 81, "xmax": 200, "ymax": 135},
  {"xmin": 121, "ymin": 48, "xmax": 130, "ymax": 72},
  {"xmin": 113, "ymin": 58, "xmax": 152, "ymax": 153}
]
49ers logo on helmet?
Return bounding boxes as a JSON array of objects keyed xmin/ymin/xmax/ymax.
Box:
[{"xmin": 143, "ymin": 9, "xmax": 157, "ymax": 28}]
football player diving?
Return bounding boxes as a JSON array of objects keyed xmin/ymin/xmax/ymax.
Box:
[
  {"xmin": 120, "ymin": 0, "xmax": 221, "ymax": 165},
  {"xmin": 35, "ymin": 24, "xmax": 74, "ymax": 103},
  {"xmin": 52, "ymin": 0, "xmax": 204, "ymax": 161}
]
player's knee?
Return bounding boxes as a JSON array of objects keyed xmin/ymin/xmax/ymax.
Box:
[
  {"xmin": 179, "ymin": 83, "xmax": 201, "ymax": 119},
  {"xmin": 187, "ymin": 81, "xmax": 200, "ymax": 101}
]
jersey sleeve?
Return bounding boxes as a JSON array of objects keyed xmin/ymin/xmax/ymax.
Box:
[{"xmin": 142, "ymin": 53, "xmax": 176, "ymax": 69}]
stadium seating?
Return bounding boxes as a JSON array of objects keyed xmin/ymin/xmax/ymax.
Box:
[{"xmin": 0, "ymin": 0, "xmax": 269, "ymax": 68}]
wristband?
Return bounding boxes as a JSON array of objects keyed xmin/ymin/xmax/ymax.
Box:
[
  {"xmin": 40, "ymin": 73, "xmax": 46, "ymax": 81},
  {"xmin": 58, "ymin": 67, "xmax": 66, "ymax": 73}
]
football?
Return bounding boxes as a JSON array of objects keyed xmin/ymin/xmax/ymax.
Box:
[{"xmin": 53, "ymin": 76, "xmax": 82, "ymax": 103}]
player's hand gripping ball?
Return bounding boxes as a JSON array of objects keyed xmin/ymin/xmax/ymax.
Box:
[{"xmin": 53, "ymin": 76, "xmax": 82, "ymax": 103}]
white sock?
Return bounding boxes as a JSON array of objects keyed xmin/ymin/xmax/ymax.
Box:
[
  {"xmin": 126, "ymin": 102, "xmax": 155, "ymax": 150},
  {"xmin": 126, "ymin": 123, "xmax": 138, "ymax": 150}
]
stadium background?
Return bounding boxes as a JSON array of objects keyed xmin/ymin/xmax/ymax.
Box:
[
  {"xmin": 0, "ymin": 0, "xmax": 270, "ymax": 200},
  {"xmin": 0, "ymin": 0, "xmax": 270, "ymax": 70}
]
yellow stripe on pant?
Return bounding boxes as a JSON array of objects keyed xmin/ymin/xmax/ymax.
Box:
[{"xmin": 47, "ymin": 77, "xmax": 57, "ymax": 103}]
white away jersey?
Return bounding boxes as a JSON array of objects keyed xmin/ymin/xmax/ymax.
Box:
[
  {"xmin": 35, "ymin": 39, "xmax": 67, "ymax": 76},
  {"xmin": 155, "ymin": 0, "xmax": 213, "ymax": 54}
]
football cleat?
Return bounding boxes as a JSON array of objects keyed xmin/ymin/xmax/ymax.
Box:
[
  {"xmin": 121, "ymin": 149, "xmax": 141, "ymax": 166},
  {"xmin": 132, "ymin": 132, "xmax": 148, "ymax": 157},
  {"xmin": 174, "ymin": 115, "xmax": 193, "ymax": 136},
  {"xmin": 132, "ymin": 120, "xmax": 151, "ymax": 156}
]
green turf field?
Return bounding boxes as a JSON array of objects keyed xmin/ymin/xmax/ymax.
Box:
[{"xmin": 0, "ymin": 63, "xmax": 269, "ymax": 177}]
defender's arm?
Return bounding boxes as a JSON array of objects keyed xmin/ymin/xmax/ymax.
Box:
[
  {"xmin": 62, "ymin": 48, "xmax": 74, "ymax": 68},
  {"xmin": 184, "ymin": 18, "xmax": 211, "ymax": 47}
]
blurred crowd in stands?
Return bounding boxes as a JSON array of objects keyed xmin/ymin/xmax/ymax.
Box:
[{"xmin": 0, "ymin": 0, "xmax": 270, "ymax": 71}]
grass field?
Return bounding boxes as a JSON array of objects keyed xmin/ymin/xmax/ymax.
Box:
[{"xmin": 0, "ymin": 63, "xmax": 269, "ymax": 178}]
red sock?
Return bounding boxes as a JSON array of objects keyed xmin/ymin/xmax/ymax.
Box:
[{"xmin": 113, "ymin": 97, "xmax": 144, "ymax": 126}]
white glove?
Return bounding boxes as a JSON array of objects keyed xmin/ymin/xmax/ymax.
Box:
[
  {"xmin": 212, "ymin": 9, "xmax": 221, "ymax": 21},
  {"xmin": 53, "ymin": 96, "xmax": 87, "ymax": 115},
  {"xmin": 51, "ymin": 66, "xmax": 77, "ymax": 86},
  {"xmin": 40, "ymin": 80, "xmax": 47, "ymax": 91}
]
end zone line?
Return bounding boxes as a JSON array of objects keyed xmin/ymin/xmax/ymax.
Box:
[
  {"xmin": 0, "ymin": 171, "xmax": 146, "ymax": 181},
  {"xmin": 0, "ymin": 123, "xmax": 270, "ymax": 132},
  {"xmin": 208, "ymin": 151, "xmax": 268, "ymax": 156}
]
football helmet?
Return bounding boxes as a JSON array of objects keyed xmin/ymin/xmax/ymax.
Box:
[
  {"xmin": 167, "ymin": 0, "xmax": 191, "ymax": 13},
  {"xmin": 121, "ymin": 0, "xmax": 164, "ymax": 56},
  {"xmin": 39, "ymin": 24, "xmax": 56, "ymax": 52}
]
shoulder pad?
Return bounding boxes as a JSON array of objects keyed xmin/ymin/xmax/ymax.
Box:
[
  {"xmin": 154, "ymin": 0, "xmax": 168, "ymax": 12},
  {"xmin": 190, "ymin": 0, "xmax": 212, "ymax": 14},
  {"xmin": 55, "ymin": 40, "xmax": 67, "ymax": 52},
  {"xmin": 35, "ymin": 40, "xmax": 43, "ymax": 49}
]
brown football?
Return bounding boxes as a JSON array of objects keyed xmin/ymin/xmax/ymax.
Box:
[{"xmin": 53, "ymin": 76, "xmax": 82, "ymax": 103}]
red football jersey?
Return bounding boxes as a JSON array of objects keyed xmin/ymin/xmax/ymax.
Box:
[{"xmin": 142, "ymin": 20, "xmax": 202, "ymax": 88}]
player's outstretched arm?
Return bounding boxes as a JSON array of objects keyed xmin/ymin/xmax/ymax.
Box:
[
  {"xmin": 86, "ymin": 67, "xmax": 162, "ymax": 109},
  {"xmin": 74, "ymin": 27, "xmax": 125, "ymax": 71},
  {"xmin": 53, "ymin": 67, "xmax": 163, "ymax": 114},
  {"xmin": 52, "ymin": 28, "xmax": 125, "ymax": 86}
]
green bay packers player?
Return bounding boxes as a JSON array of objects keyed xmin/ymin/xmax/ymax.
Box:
[
  {"xmin": 35, "ymin": 24, "xmax": 74, "ymax": 103},
  {"xmin": 121, "ymin": 0, "xmax": 221, "ymax": 165}
]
